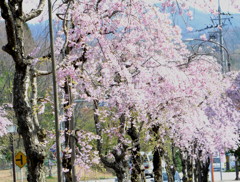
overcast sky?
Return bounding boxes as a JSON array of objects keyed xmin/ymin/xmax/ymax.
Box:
[
  {"xmin": 144, "ymin": 0, "xmax": 240, "ymax": 13},
  {"xmin": 24, "ymin": 0, "xmax": 239, "ymax": 24}
]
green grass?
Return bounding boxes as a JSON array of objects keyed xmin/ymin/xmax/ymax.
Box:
[
  {"xmin": 46, "ymin": 176, "xmax": 57, "ymax": 182},
  {"xmin": 226, "ymin": 168, "xmax": 236, "ymax": 172}
]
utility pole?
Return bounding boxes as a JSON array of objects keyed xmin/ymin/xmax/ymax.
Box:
[
  {"xmin": 194, "ymin": 0, "xmax": 231, "ymax": 72},
  {"xmin": 217, "ymin": 1, "xmax": 224, "ymax": 179},
  {"xmin": 218, "ymin": 0, "xmax": 225, "ymax": 73},
  {"xmin": 211, "ymin": 155, "xmax": 215, "ymax": 182},
  {"xmin": 48, "ymin": 0, "xmax": 62, "ymax": 181}
]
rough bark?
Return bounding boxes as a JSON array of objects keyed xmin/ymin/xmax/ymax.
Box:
[
  {"xmin": 186, "ymin": 155, "xmax": 193, "ymax": 182},
  {"xmin": 180, "ymin": 151, "xmax": 188, "ymax": 182},
  {"xmin": 127, "ymin": 120, "xmax": 146, "ymax": 182},
  {"xmin": 226, "ymin": 155, "xmax": 230, "ymax": 171},
  {"xmin": 180, "ymin": 151, "xmax": 193, "ymax": 182},
  {"xmin": 235, "ymin": 155, "xmax": 239, "ymax": 180},
  {"xmin": 62, "ymin": 79, "xmax": 73, "ymax": 182},
  {"xmin": 200, "ymin": 158, "xmax": 210, "ymax": 182},
  {"xmin": 14, "ymin": 60, "xmax": 46, "ymax": 182},
  {"xmin": 93, "ymin": 101, "xmax": 130, "ymax": 182},
  {"xmin": 153, "ymin": 146, "xmax": 163, "ymax": 182},
  {"xmin": 165, "ymin": 154, "xmax": 174, "ymax": 182},
  {"xmin": 171, "ymin": 145, "xmax": 176, "ymax": 181},
  {"xmin": 194, "ymin": 156, "xmax": 210, "ymax": 182},
  {"xmin": 0, "ymin": 1, "xmax": 47, "ymax": 181},
  {"xmin": 194, "ymin": 159, "xmax": 199, "ymax": 182}
]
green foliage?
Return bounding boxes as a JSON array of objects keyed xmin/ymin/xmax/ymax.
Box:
[
  {"xmin": 75, "ymin": 106, "xmax": 96, "ymax": 133},
  {"xmin": 226, "ymin": 168, "xmax": 236, "ymax": 172},
  {"xmin": 0, "ymin": 66, "xmax": 13, "ymax": 104},
  {"xmin": 174, "ymin": 149, "xmax": 183, "ymax": 172},
  {"xmin": 229, "ymin": 147, "xmax": 240, "ymax": 157},
  {"xmin": 0, "ymin": 135, "xmax": 11, "ymax": 161},
  {"xmin": 38, "ymin": 103, "xmax": 54, "ymax": 129}
]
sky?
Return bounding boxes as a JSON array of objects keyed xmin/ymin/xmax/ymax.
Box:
[
  {"xmin": 23, "ymin": 0, "xmax": 240, "ymax": 24},
  {"xmin": 145, "ymin": 0, "xmax": 240, "ymax": 13}
]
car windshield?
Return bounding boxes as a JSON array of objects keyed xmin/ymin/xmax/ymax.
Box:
[
  {"xmin": 142, "ymin": 154, "xmax": 149, "ymax": 162},
  {"xmin": 149, "ymin": 155, "xmax": 153, "ymax": 161}
]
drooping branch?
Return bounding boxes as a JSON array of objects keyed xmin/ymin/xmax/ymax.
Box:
[
  {"xmin": 180, "ymin": 39, "xmax": 231, "ymax": 71},
  {"xmin": 23, "ymin": 0, "xmax": 46, "ymax": 22}
]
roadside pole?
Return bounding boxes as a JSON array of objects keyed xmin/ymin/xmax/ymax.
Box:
[
  {"xmin": 7, "ymin": 125, "xmax": 17, "ymax": 182},
  {"xmin": 10, "ymin": 133, "xmax": 16, "ymax": 182},
  {"xmin": 20, "ymin": 168, "xmax": 23, "ymax": 182},
  {"xmin": 211, "ymin": 155, "xmax": 215, "ymax": 182},
  {"xmin": 219, "ymin": 153, "xmax": 223, "ymax": 181},
  {"xmin": 48, "ymin": 0, "xmax": 62, "ymax": 181}
]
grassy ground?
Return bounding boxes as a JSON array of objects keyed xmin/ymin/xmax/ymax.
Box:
[{"xmin": 0, "ymin": 168, "xmax": 114, "ymax": 182}]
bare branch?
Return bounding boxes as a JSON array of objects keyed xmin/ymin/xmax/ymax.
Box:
[
  {"xmin": 61, "ymin": 2, "xmax": 72, "ymax": 57},
  {"xmin": 102, "ymin": 10, "xmax": 122, "ymax": 19},
  {"xmin": 23, "ymin": 0, "xmax": 46, "ymax": 22},
  {"xmin": 96, "ymin": 0, "xmax": 102, "ymax": 12},
  {"xmin": 36, "ymin": 70, "xmax": 52, "ymax": 76},
  {"xmin": 37, "ymin": 97, "xmax": 53, "ymax": 104},
  {"xmin": 182, "ymin": 39, "xmax": 231, "ymax": 71}
]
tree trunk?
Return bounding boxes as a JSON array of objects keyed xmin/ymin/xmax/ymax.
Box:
[
  {"xmin": 180, "ymin": 151, "xmax": 188, "ymax": 182},
  {"xmin": 200, "ymin": 158, "xmax": 210, "ymax": 182},
  {"xmin": 226, "ymin": 154, "xmax": 230, "ymax": 171},
  {"xmin": 186, "ymin": 155, "xmax": 193, "ymax": 182},
  {"xmin": 171, "ymin": 145, "xmax": 176, "ymax": 181},
  {"xmin": 127, "ymin": 121, "xmax": 145, "ymax": 182},
  {"xmin": 0, "ymin": 1, "xmax": 48, "ymax": 180},
  {"xmin": 153, "ymin": 146, "xmax": 163, "ymax": 182},
  {"xmin": 62, "ymin": 79, "xmax": 74, "ymax": 182},
  {"xmin": 114, "ymin": 163, "xmax": 131, "ymax": 182},
  {"xmin": 93, "ymin": 101, "xmax": 130, "ymax": 182},
  {"xmin": 195, "ymin": 157, "xmax": 210, "ymax": 182},
  {"xmin": 235, "ymin": 155, "xmax": 239, "ymax": 180},
  {"xmin": 194, "ymin": 159, "xmax": 199, "ymax": 182},
  {"xmin": 14, "ymin": 65, "xmax": 46, "ymax": 182},
  {"xmin": 165, "ymin": 154, "xmax": 174, "ymax": 182}
]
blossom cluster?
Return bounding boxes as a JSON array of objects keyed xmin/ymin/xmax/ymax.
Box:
[{"xmin": 54, "ymin": 0, "xmax": 240, "ymax": 167}]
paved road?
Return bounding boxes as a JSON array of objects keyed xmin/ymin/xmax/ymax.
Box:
[
  {"xmin": 213, "ymin": 171, "xmax": 237, "ymax": 182},
  {"xmin": 81, "ymin": 178, "xmax": 154, "ymax": 182},
  {"xmin": 81, "ymin": 172, "xmax": 237, "ymax": 182}
]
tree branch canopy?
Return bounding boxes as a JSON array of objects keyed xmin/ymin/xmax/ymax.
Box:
[{"xmin": 23, "ymin": 0, "xmax": 46, "ymax": 22}]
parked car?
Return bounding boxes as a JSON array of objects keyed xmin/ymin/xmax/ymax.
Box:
[
  {"xmin": 129, "ymin": 152, "xmax": 182, "ymax": 181},
  {"xmin": 142, "ymin": 152, "xmax": 154, "ymax": 177}
]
